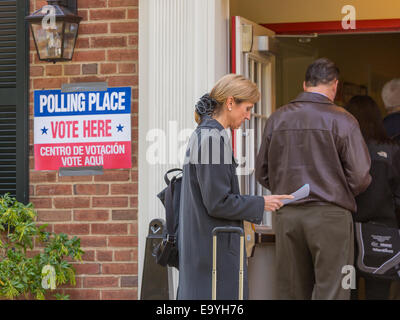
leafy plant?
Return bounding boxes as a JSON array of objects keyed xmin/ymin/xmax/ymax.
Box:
[{"xmin": 0, "ymin": 193, "xmax": 84, "ymax": 300}]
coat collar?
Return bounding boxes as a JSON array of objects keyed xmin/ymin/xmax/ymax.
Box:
[
  {"xmin": 198, "ymin": 116, "xmax": 225, "ymax": 131},
  {"xmin": 291, "ymin": 91, "xmax": 334, "ymax": 105}
]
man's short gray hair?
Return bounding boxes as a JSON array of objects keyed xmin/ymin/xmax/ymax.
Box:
[{"xmin": 381, "ymin": 78, "xmax": 400, "ymax": 109}]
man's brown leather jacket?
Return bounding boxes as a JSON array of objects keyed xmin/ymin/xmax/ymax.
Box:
[{"xmin": 255, "ymin": 91, "xmax": 372, "ymax": 212}]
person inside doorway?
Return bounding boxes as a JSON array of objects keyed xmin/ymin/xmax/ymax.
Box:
[
  {"xmin": 255, "ymin": 58, "xmax": 372, "ymax": 300},
  {"xmin": 346, "ymin": 95, "xmax": 400, "ymax": 300},
  {"xmin": 382, "ymin": 78, "xmax": 400, "ymax": 143}
]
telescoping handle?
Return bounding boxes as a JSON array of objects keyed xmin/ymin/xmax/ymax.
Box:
[{"xmin": 212, "ymin": 226, "xmax": 245, "ymax": 300}]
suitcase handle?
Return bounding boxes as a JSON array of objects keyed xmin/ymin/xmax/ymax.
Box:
[
  {"xmin": 212, "ymin": 226, "xmax": 244, "ymax": 236},
  {"xmin": 211, "ymin": 226, "xmax": 244, "ymax": 300}
]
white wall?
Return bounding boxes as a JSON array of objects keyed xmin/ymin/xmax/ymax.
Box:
[{"xmin": 138, "ymin": 0, "xmax": 230, "ymax": 298}]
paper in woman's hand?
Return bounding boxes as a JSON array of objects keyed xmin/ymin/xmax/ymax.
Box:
[{"xmin": 281, "ymin": 184, "xmax": 310, "ymax": 205}]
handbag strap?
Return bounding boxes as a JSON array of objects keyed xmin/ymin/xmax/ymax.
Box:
[
  {"xmin": 164, "ymin": 176, "xmax": 176, "ymax": 239},
  {"xmin": 164, "ymin": 168, "xmax": 183, "ymax": 186}
]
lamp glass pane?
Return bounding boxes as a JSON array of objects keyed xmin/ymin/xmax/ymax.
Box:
[
  {"xmin": 63, "ymin": 22, "xmax": 79, "ymax": 60},
  {"xmin": 31, "ymin": 21, "xmax": 64, "ymax": 60}
]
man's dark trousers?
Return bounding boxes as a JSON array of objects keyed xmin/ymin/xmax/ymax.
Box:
[{"xmin": 274, "ymin": 203, "xmax": 354, "ymax": 300}]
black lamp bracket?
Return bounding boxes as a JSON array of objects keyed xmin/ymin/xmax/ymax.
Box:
[{"xmin": 47, "ymin": 0, "xmax": 78, "ymax": 14}]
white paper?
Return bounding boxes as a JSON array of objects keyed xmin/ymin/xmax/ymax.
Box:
[{"xmin": 281, "ymin": 184, "xmax": 310, "ymax": 205}]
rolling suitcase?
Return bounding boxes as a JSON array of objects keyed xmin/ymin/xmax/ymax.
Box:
[{"xmin": 212, "ymin": 226, "xmax": 245, "ymax": 300}]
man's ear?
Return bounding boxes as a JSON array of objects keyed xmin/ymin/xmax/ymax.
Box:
[{"xmin": 303, "ymin": 81, "xmax": 307, "ymax": 91}]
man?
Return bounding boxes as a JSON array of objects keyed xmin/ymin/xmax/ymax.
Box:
[
  {"xmin": 382, "ymin": 78, "xmax": 400, "ymax": 143},
  {"xmin": 255, "ymin": 58, "xmax": 372, "ymax": 300}
]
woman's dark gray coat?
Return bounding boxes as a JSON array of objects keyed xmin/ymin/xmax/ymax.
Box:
[{"xmin": 177, "ymin": 118, "xmax": 264, "ymax": 300}]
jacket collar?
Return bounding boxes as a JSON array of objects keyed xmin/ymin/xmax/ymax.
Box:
[
  {"xmin": 291, "ymin": 91, "xmax": 334, "ymax": 105},
  {"xmin": 198, "ymin": 116, "xmax": 225, "ymax": 131}
]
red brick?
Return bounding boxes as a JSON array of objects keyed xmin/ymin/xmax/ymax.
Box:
[
  {"xmin": 37, "ymin": 210, "xmax": 72, "ymax": 222},
  {"xmin": 54, "ymin": 197, "xmax": 91, "ymax": 209},
  {"xmin": 75, "ymin": 38, "xmax": 90, "ymax": 49},
  {"xmin": 30, "ymin": 66, "xmax": 43, "ymax": 77},
  {"xmin": 82, "ymin": 63, "xmax": 98, "ymax": 75},
  {"xmin": 111, "ymin": 209, "xmax": 137, "ymax": 220},
  {"xmin": 102, "ymin": 263, "xmax": 137, "ymax": 274},
  {"xmin": 91, "ymin": 223, "xmax": 127, "ymax": 234},
  {"xmin": 73, "ymin": 263, "xmax": 101, "ymax": 275},
  {"xmin": 73, "ymin": 50, "xmax": 106, "ymax": 62},
  {"xmin": 101, "ymin": 289, "xmax": 138, "ymax": 300},
  {"xmin": 119, "ymin": 63, "xmax": 136, "ymax": 74},
  {"xmin": 58, "ymin": 176, "xmax": 93, "ymax": 183},
  {"xmin": 96, "ymin": 250, "xmax": 113, "ymax": 261},
  {"xmin": 108, "ymin": 49, "xmax": 138, "ymax": 61},
  {"xmin": 121, "ymin": 276, "xmax": 138, "ymax": 287},
  {"xmin": 114, "ymin": 250, "xmax": 133, "ymax": 261},
  {"xmin": 92, "ymin": 36, "xmax": 127, "ymax": 48},
  {"xmin": 130, "ymin": 196, "xmax": 138, "ymax": 208},
  {"xmin": 109, "ymin": 75, "xmax": 137, "ymax": 87},
  {"xmin": 92, "ymin": 197, "xmax": 128, "ymax": 208},
  {"xmin": 109, "ymin": 0, "xmax": 138, "ymax": 7},
  {"xmin": 100, "ymin": 63, "xmax": 117, "ymax": 74},
  {"xmin": 79, "ymin": 23, "xmax": 108, "ymax": 35},
  {"xmin": 45, "ymin": 65, "xmax": 62, "ymax": 76},
  {"xmin": 74, "ymin": 210, "xmax": 109, "ymax": 221},
  {"xmin": 74, "ymin": 184, "xmax": 109, "ymax": 195},
  {"xmin": 110, "ymin": 22, "xmax": 138, "ymax": 33},
  {"xmin": 30, "ymin": 197, "xmax": 52, "ymax": 209},
  {"xmin": 64, "ymin": 64, "xmax": 81, "ymax": 76},
  {"xmin": 82, "ymin": 250, "xmax": 95, "ymax": 262},
  {"xmin": 90, "ymin": 9, "xmax": 126, "ymax": 20},
  {"xmin": 33, "ymin": 77, "xmax": 65, "ymax": 89},
  {"xmin": 53, "ymin": 223, "xmax": 90, "ymax": 235},
  {"xmin": 110, "ymin": 183, "xmax": 137, "ymax": 195},
  {"xmin": 36, "ymin": 184, "xmax": 72, "ymax": 196},
  {"xmin": 70, "ymin": 75, "xmax": 107, "ymax": 83},
  {"xmin": 83, "ymin": 276, "xmax": 119, "ymax": 288},
  {"xmin": 78, "ymin": 0, "xmax": 107, "ymax": 8},
  {"xmin": 108, "ymin": 236, "xmax": 137, "ymax": 247},
  {"xmin": 59, "ymin": 276, "xmax": 83, "ymax": 289},
  {"xmin": 80, "ymin": 236, "xmax": 107, "ymax": 247},
  {"xmin": 131, "ymin": 170, "xmax": 138, "ymax": 182},
  {"xmin": 63, "ymin": 289, "xmax": 101, "ymax": 300},
  {"xmin": 128, "ymin": 35, "xmax": 138, "ymax": 46},
  {"xmin": 30, "ymin": 171, "xmax": 57, "ymax": 183},
  {"xmin": 94, "ymin": 170, "xmax": 130, "ymax": 181},
  {"xmin": 127, "ymin": 8, "xmax": 138, "ymax": 19},
  {"xmin": 129, "ymin": 222, "xmax": 138, "ymax": 235}
]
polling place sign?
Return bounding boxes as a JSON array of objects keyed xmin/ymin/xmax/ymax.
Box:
[{"xmin": 34, "ymin": 87, "xmax": 131, "ymax": 170}]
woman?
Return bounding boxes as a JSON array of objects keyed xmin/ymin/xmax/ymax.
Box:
[
  {"xmin": 177, "ymin": 74, "xmax": 293, "ymax": 300},
  {"xmin": 346, "ymin": 95, "xmax": 400, "ymax": 300}
]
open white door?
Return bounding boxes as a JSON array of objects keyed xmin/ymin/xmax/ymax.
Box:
[{"xmin": 230, "ymin": 16, "xmax": 318, "ymax": 300}]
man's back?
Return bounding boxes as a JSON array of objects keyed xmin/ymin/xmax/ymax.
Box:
[{"xmin": 256, "ymin": 91, "xmax": 371, "ymax": 212}]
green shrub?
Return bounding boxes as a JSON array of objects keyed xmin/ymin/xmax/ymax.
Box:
[{"xmin": 0, "ymin": 193, "xmax": 84, "ymax": 300}]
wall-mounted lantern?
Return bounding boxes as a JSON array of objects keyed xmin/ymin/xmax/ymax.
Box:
[{"xmin": 25, "ymin": 0, "xmax": 82, "ymax": 63}]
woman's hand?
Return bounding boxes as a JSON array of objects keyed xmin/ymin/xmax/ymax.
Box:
[{"xmin": 263, "ymin": 194, "xmax": 294, "ymax": 212}]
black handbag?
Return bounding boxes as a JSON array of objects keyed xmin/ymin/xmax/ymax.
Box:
[
  {"xmin": 354, "ymin": 221, "xmax": 400, "ymax": 280},
  {"xmin": 153, "ymin": 168, "xmax": 182, "ymax": 269}
]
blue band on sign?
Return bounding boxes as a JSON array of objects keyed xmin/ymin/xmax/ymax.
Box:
[{"xmin": 34, "ymin": 87, "xmax": 131, "ymax": 117}]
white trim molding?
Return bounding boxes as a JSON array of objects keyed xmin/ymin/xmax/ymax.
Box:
[{"xmin": 138, "ymin": 0, "xmax": 230, "ymax": 298}]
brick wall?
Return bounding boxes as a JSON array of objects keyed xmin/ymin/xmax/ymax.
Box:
[{"xmin": 29, "ymin": 0, "xmax": 139, "ymax": 300}]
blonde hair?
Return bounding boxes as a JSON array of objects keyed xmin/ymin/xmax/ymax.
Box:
[{"xmin": 195, "ymin": 74, "xmax": 260, "ymax": 124}]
